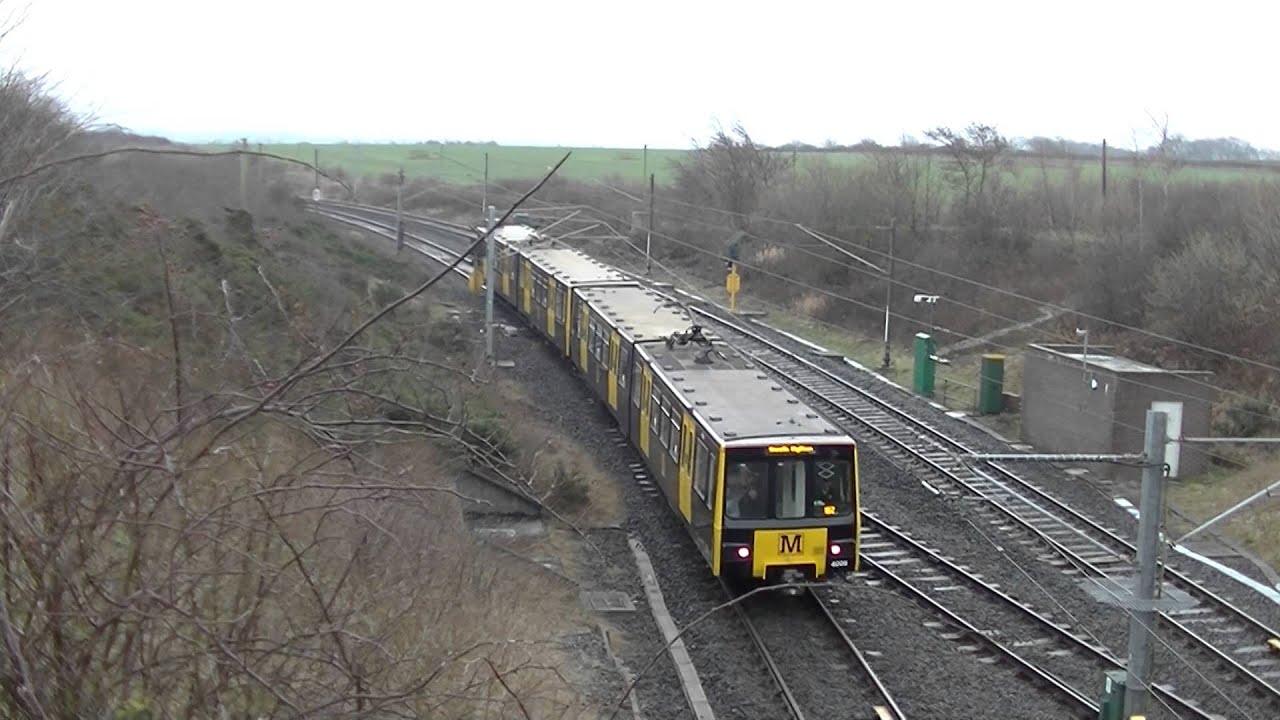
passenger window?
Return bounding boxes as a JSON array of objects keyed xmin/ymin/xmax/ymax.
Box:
[
  {"xmin": 703, "ymin": 448, "xmax": 717, "ymax": 509},
  {"xmin": 774, "ymin": 460, "xmax": 807, "ymax": 519},
  {"xmin": 694, "ymin": 441, "xmax": 709, "ymax": 500},
  {"xmin": 668, "ymin": 409, "xmax": 680, "ymax": 460},
  {"xmin": 632, "ymin": 363, "xmax": 642, "ymax": 406},
  {"xmin": 650, "ymin": 393, "xmax": 660, "ymax": 431},
  {"xmin": 660, "ymin": 400, "xmax": 671, "ymax": 447}
]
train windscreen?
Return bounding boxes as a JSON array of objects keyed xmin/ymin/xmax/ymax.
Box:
[{"xmin": 723, "ymin": 445, "xmax": 854, "ymax": 520}]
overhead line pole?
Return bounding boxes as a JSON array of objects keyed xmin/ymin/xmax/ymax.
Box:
[
  {"xmin": 239, "ymin": 137, "xmax": 248, "ymax": 210},
  {"xmin": 395, "ymin": 167, "xmax": 405, "ymax": 254},
  {"xmin": 883, "ymin": 219, "xmax": 896, "ymax": 369},
  {"xmin": 647, "ymin": 173, "xmax": 654, "ymax": 276},
  {"xmin": 485, "ymin": 204, "xmax": 497, "ymax": 364},
  {"xmin": 971, "ymin": 412, "xmax": 1170, "ymax": 719},
  {"xmin": 1124, "ymin": 410, "xmax": 1168, "ymax": 718}
]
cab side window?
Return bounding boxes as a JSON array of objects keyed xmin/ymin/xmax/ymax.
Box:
[{"xmin": 694, "ymin": 440, "xmax": 710, "ymax": 501}]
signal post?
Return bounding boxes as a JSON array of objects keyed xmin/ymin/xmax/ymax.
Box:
[{"xmin": 726, "ymin": 263, "xmax": 741, "ymax": 312}]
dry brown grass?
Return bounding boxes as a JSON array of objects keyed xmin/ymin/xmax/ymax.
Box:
[
  {"xmin": 0, "ymin": 336, "xmax": 611, "ymax": 718},
  {"xmin": 1167, "ymin": 450, "xmax": 1280, "ymax": 572},
  {"xmin": 481, "ymin": 376, "xmax": 626, "ymax": 528}
]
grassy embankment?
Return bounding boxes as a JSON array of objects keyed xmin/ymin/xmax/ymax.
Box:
[{"xmin": 0, "ymin": 159, "xmax": 627, "ymax": 715}]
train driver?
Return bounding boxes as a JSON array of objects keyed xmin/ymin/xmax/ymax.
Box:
[{"xmin": 726, "ymin": 465, "xmax": 766, "ymax": 518}]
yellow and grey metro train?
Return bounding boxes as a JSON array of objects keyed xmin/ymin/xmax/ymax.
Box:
[{"xmin": 479, "ymin": 225, "xmax": 861, "ymax": 585}]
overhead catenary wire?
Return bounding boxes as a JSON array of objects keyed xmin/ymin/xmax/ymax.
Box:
[
  {"xmin": 443, "ymin": 174, "xmax": 1275, "ymax": 434},
  {"xmin": 605, "ymin": 180, "xmax": 1280, "ymax": 376},
  {"xmin": 382, "ymin": 175, "xmax": 1258, "ymax": 716},
  {"xmin": 391, "ymin": 179, "xmax": 1249, "ymax": 474},
  {"xmin": 378, "ymin": 152, "xmax": 1280, "ymax": 450},
  {"xmin": 398, "ymin": 181, "xmax": 1250, "ymax": 474},
  {"xmin": 961, "ymin": 518, "xmax": 1245, "ymax": 720},
  {"xmin": 406, "ymin": 171, "xmax": 1279, "ymax": 444}
]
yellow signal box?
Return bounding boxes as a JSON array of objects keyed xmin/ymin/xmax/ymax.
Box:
[{"xmin": 726, "ymin": 266, "xmax": 741, "ymax": 311}]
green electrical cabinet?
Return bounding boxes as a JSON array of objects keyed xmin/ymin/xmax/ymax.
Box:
[
  {"xmin": 978, "ymin": 353, "xmax": 1005, "ymax": 415},
  {"xmin": 913, "ymin": 333, "xmax": 936, "ymax": 397},
  {"xmin": 1098, "ymin": 670, "xmax": 1127, "ymax": 720}
]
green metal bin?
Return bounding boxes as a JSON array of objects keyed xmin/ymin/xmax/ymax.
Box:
[{"xmin": 978, "ymin": 354, "xmax": 1005, "ymax": 415}]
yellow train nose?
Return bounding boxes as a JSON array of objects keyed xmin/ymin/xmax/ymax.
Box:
[{"xmin": 751, "ymin": 528, "xmax": 828, "ymax": 579}]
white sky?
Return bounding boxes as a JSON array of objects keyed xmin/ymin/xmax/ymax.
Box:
[{"xmin": 5, "ymin": 0, "xmax": 1277, "ymax": 149}]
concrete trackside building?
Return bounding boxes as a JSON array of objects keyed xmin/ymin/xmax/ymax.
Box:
[{"xmin": 1020, "ymin": 344, "xmax": 1216, "ymax": 481}]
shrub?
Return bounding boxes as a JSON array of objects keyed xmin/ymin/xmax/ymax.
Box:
[
  {"xmin": 546, "ymin": 462, "xmax": 590, "ymax": 511},
  {"xmin": 1214, "ymin": 397, "xmax": 1279, "ymax": 438}
]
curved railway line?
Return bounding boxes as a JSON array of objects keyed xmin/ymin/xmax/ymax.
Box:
[
  {"xmin": 731, "ymin": 584, "xmax": 906, "ymax": 720},
  {"xmin": 308, "ymin": 199, "xmax": 1280, "ymax": 719},
  {"xmin": 687, "ymin": 308, "xmax": 1280, "ymax": 718}
]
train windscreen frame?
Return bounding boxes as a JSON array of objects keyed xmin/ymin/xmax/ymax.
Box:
[{"xmin": 722, "ymin": 444, "xmax": 855, "ymax": 521}]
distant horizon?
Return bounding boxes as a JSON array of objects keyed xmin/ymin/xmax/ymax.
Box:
[
  {"xmin": 130, "ymin": 129, "xmax": 1280, "ymax": 157},
  {"xmin": 11, "ymin": 1, "xmax": 1280, "ymax": 162}
]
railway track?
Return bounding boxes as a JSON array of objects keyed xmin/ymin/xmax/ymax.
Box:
[
  {"xmin": 856, "ymin": 512, "xmax": 1224, "ymax": 718},
  {"xmin": 304, "ymin": 202, "xmax": 474, "ymax": 275},
  {"xmin": 689, "ymin": 308, "xmax": 1280, "ymax": 718},
  {"xmin": 731, "ymin": 584, "xmax": 905, "ymax": 720},
  {"xmin": 310, "ymin": 199, "xmax": 1280, "ymax": 717}
]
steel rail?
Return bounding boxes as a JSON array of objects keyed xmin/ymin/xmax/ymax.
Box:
[
  {"xmin": 686, "ymin": 306, "xmax": 1280, "ymax": 710},
  {"xmin": 720, "ymin": 580, "xmax": 806, "ymax": 720},
  {"xmin": 806, "ymin": 588, "xmax": 908, "ymax": 720},
  {"xmin": 859, "ymin": 512, "xmax": 1217, "ymax": 719},
  {"xmin": 313, "ymin": 199, "xmax": 1279, "ymax": 713},
  {"xmin": 304, "ymin": 206, "xmax": 473, "ymax": 276}
]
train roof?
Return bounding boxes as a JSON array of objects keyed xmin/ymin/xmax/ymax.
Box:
[
  {"xmin": 580, "ymin": 285, "xmax": 700, "ymax": 343},
  {"xmin": 522, "ymin": 245, "xmax": 632, "ymax": 287},
  {"xmin": 644, "ymin": 343, "xmax": 848, "ymax": 443}
]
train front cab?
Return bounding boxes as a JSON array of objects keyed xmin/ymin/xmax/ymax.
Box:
[{"xmin": 713, "ymin": 440, "xmax": 860, "ymax": 585}]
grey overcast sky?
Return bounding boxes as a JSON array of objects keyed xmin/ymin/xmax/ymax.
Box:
[{"xmin": 5, "ymin": 0, "xmax": 1277, "ymax": 149}]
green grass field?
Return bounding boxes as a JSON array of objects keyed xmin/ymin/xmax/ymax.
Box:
[
  {"xmin": 200, "ymin": 142, "xmax": 691, "ymax": 185},
  {"xmin": 199, "ymin": 141, "xmax": 1280, "ymax": 188}
]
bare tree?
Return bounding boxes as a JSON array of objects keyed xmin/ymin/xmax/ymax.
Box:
[
  {"xmin": 0, "ymin": 11, "xmax": 87, "ymax": 243},
  {"xmin": 672, "ymin": 122, "xmax": 787, "ymax": 229},
  {"xmin": 925, "ymin": 123, "xmax": 1009, "ymax": 212}
]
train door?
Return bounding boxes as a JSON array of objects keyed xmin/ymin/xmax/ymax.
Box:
[
  {"xmin": 617, "ymin": 341, "xmax": 632, "ymax": 435},
  {"xmin": 690, "ymin": 433, "xmax": 717, "ymax": 564},
  {"xmin": 561, "ymin": 286, "xmax": 572, "ymax": 356},
  {"xmin": 521, "ymin": 260, "xmax": 533, "ymax": 315},
  {"xmin": 629, "ymin": 354, "xmax": 642, "ymax": 443},
  {"xmin": 546, "ymin": 278, "xmax": 558, "ymax": 338},
  {"xmin": 677, "ymin": 413, "xmax": 695, "ymax": 521},
  {"xmin": 638, "ymin": 366, "xmax": 652, "ymax": 456},
  {"xmin": 500, "ymin": 251, "xmax": 512, "ymax": 297},
  {"xmin": 577, "ymin": 300, "xmax": 589, "ymax": 370},
  {"xmin": 607, "ymin": 332, "xmax": 620, "ymax": 410}
]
